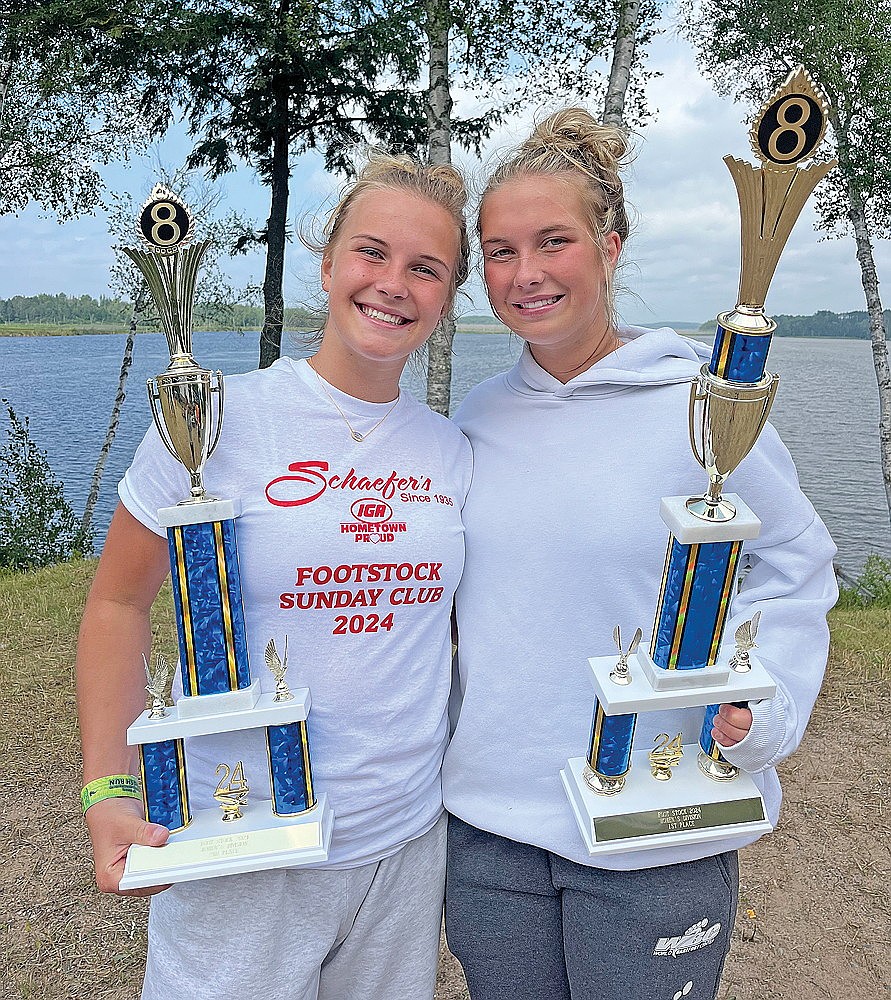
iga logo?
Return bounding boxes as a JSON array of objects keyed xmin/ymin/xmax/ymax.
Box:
[
  {"xmin": 350, "ymin": 499, "xmax": 393, "ymax": 522},
  {"xmin": 341, "ymin": 497, "xmax": 407, "ymax": 544}
]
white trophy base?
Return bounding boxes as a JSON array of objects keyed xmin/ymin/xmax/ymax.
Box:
[
  {"xmin": 119, "ymin": 792, "xmax": 334, "ymax": 889},
  {"xmin": 561, "ymin": 755, "xmax": 771, "ymax": 856},
  {"xmin": 127, "ymin": 687, "xmax": 311, "ymax": 744},
  {"xmin": 589, "ymin": 652, "xmax": 776, "ymax": 713},
  {"xmin": 175, "ymin": 677, "xmax": 262, "ymax": 719},
  {"xmin": 660, "ymin": 493, "xmax": 761, "ymax": 543},
  {"xmin": 157, "ymin": 497, "xmax": 242, "ymax": 527}
]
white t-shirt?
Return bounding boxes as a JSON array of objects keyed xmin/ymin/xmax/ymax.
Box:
[{"xmin": 120, "ymin": 357, "xmax": 472, "ymax": 867}]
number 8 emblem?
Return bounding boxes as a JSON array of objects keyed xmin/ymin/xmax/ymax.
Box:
[
  {"xmin": 150, "ymin": 202, "xmax": 182, "ymax": 245},
  {"xmin": 755, "ymin": 91, "xmax": 826, "ymax": 167},
  {"xmin": 138, "ymin": 194, "xmax": 191, "ymax": 250}
]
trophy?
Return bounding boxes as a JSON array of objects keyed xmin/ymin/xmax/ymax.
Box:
[
  {"xmin": 561, "ymin": 68, "xmax": 835, "ymax": 854},
  {"xmin": 118, "ymin": 186, "xmax": 333, "ymax": 888}
]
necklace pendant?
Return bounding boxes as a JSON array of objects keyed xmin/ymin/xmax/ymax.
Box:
[{"xmin": 351, "ymin": 430, "xmax": 364, "ymax": 442}]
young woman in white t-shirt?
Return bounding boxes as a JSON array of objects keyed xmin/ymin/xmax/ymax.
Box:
[{"xmin": 77, "ymin": 154, "xmax": 472, "ymax": 1000}]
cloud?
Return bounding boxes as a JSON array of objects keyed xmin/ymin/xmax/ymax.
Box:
[{"xmin": 0, "ymin": 28, "xmax": 885, "ymax": 326}]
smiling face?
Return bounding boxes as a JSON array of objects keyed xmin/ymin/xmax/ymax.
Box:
[
  {"xmin": 480, "ymin": 174, "xmax": 621, "ymax": 380},
  {"xmin": 316, "ymin": 188, "xmax": 459, "ymax": 399}
]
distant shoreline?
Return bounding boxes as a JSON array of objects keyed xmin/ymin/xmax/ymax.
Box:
[
  {"xmin": 0, "ymin": 323, "xmax": 877, "ymax": 341},
  {"xmin": 0, "ymin": 322, "xmax": 512, "ymax": 337},
  {"xmin": 0, "ymin": 323, "xmax": 869, "ymax": 341}
]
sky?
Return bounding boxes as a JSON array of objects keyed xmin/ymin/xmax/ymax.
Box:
[{"xmin": 1, "ymin": 20, "xmax": 887, "ymax": 327}]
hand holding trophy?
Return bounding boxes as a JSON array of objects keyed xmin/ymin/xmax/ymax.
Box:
[{"xmin": 562, "ymin": 67, "xmax": 835, "ymax": 854}]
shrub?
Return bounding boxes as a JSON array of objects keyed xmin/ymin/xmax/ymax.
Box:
[
  {"xmin": 836, "ymin": 554, "xmax": 891, "ymax": 609},
  {"xmin": 0, "ymin": 400, "xmax": 91, "ymax": 571}
]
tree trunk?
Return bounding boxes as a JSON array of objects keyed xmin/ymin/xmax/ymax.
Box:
[
  {"xmin": 425, "ymin": 0, "xmax": 455, "ymax": 416},
  {"xmin": 258, "ymin": 15, "xmax": 291, "ymax": 370},
  {"xmin": 79, "ymin": 308, "xmax": 139, "ymax": 548},
  {"xmin": 602, "ymin": 0, "xmax": 642, "ymax": 125},
  {"xmin": 837, "ymin": 140, "xmax": 891, "ymax": 524},
  {"xmin": 0, "ymin": 42, "xmax": 14, "ymax": 120}
]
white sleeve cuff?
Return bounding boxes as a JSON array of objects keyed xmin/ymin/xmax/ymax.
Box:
[{"xmin": 720, "ymin": 694, "xmax": 787, "ymax": 773}]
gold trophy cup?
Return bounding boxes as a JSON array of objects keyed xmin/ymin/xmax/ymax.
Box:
[
  {"xmin": 148, "ymin": 364, "xmax": 224, "ymax": 503},
  {"xmin": 122, "ymin": 184, "xmax": 224, "ymax": 503},
  {"xmin": 686, "ymin": 366, "xmax": 779, "ymax": 522}
]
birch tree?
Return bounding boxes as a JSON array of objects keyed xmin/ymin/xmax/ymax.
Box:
[
  {"xmin": 686, "ymin": 0, "xmax": 891, "ymax": 526},
  {"xmin": 424, "ymin": 0, "xmax": 456, "ymax": 416},
  {"xmin": 0, "ymin": 38, "xmax": 12, "ymax": 121},
  {"xmin": 603, "ymin": 0, "xmax": 644, "ymax": 125}
]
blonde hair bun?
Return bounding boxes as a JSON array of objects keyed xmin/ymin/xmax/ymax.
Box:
[{"xmin": 525, "ymin": 108, "xmax": 631, "ymax": 194}]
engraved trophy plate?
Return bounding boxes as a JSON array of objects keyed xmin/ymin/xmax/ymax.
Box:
[
  {"xmin": 562, "ymin": 67, "xmax": 834, "ymax": 856},
  {"xmin": 561, "ymin": 757, "xmax": 771, "ymax": 855},
  {"xmin": 117, "ymin": 189, "xmax": 333, "ymax": 888},
  {"xmin": 122, "ymin": 793, "xmax": 334, "ymax": 888}
]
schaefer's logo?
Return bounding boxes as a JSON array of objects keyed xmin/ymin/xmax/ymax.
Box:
[
  {"xmin": 265, "ymin": 460, "xmax": 432, "ymax": 507},
  {"xmin": 342, "ymin": 498, "xmax": 407, "ymax": 544}
]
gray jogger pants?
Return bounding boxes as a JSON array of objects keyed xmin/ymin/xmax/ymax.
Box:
[{"xmin": 445, "ymin": 815, "xmax": 738, "ymax": 1000}]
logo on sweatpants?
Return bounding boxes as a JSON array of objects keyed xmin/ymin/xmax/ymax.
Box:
[{"xmin": 654, "ymin": 917, "xmax": 721, "ymax": 957}]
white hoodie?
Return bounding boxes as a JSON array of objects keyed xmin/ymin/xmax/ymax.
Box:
[{"xmin": 444, "ymin": 325, "xmax": 837, "ymax": 870}]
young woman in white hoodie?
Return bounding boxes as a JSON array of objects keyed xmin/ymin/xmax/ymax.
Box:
[{"xmin": 443, "ymin": 109, "xmax": 837, "ymax": 1000}]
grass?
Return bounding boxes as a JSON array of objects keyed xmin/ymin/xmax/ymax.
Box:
[
  {"xmin": 1, "ymin": 560, "xmax": 888, "ymax": 998},
  {"xmin": 0, "ymin": 560, "xmax": 175, "ymax": 1000}
]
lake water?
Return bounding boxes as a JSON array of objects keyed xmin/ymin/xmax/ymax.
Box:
[{"xmin": 0, "ymin": 330, "xmax": 888, "ymax": 573}]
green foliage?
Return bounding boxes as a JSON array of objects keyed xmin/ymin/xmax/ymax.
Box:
[
  {"xmin": 836, "ymin": 555, "xmax": 891, "ymax": 609},
  {"xmin": 114, "ymin": 1, "xmax": 433, "ymax": 179},
  {"xmin": 0, "ymin": 1, "xmax": 153, "ymax": 217},
  {"xmin": 0, "ymin": 293, "xmax": 129, "ymax": 326},
  {"xmin": 0, "ymin": 293, "xmax": 318, "ymax": 330},
  {"xmin": 684, "ymin": 0, "xmax": 891, "ymax": 242},
  {"xmin": 697, "ymin": 309, "xmax": 891, "ymax": 338},
  {"xmin": 0, "ymin": 401, "xmax": 91, "ymax": 571}
]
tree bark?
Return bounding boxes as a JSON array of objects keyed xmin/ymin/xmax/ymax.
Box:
[
  {"xmin": 259, "ymin": 6, "xmax": 291, "ymax": 370},
  {"xmin": 425, "ymin": 0, "xmax": 455, "ymax": 416},
  {"xmin": 834, "ymin": 128, "xmax": 891, "ymax": 524},
  {"xmin": 0, "ymin": 54, "xmax": 12, "ymax": 121},
  {"xmin": 259, "ymin": 83, "xmax": 289, "ymax": 369},
  {"xmin": 603, "ymin": 0, "xmax": 642, "ymax": 125}
]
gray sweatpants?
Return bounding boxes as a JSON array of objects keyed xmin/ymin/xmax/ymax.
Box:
[
  {"xmin": 142, "ymin": 813, "xmax": 447, "ymax": 1000},
  {"xmin": 446, "ymin": 815, "xmax": 738, "ymax": 1000}
]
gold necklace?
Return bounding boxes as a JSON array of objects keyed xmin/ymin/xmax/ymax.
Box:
[{"xmin": 308, "ymin": 362, "xmax": 400, "ymax": 443}]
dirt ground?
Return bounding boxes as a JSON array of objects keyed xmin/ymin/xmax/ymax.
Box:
[
  {"xmin": 435, "ymin": 635, "xmax": 891, "ymax": 1000},
  {"xmin": 1, "ymin": 564, "xmax": 888, "ymax": 999}
]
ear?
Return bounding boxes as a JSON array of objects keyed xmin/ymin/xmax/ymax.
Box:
[
  {"xmin": 321, "ymin": 254, "xmax": 332, "ymax": 293},
  {"xmin": 604, "ymin": 231, "xmax": 622, "ymax": 273}
]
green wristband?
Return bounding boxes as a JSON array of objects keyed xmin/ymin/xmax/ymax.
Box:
[{"xmin": 81, "ymin": 775, "xmax": 142, "ymax": 814}]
